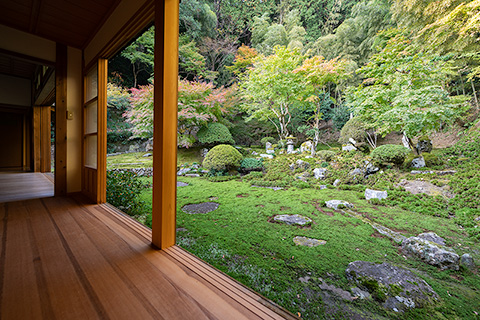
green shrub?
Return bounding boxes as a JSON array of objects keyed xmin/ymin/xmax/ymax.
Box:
[
  {"xmin": 240, "ymin": 158, "xmax": 264, "ymax": 173},
  {"xmin": 260, "ymin": 137, "xmax": 276, "ymax": 145},
  {"xmin": 208, "ymin": 175, "xmax": 238, "ymax": 182},
  {"xmin": 371, "ymin": 144, "xmax": 410, "ymax": 166},
  {"xmin": 316, "ymin": 150, "xmax": 336, "ymax": 161},
  {"xmin": 338, "ymin": 117, "xmax": 367, "ymax": 145},
  {"xmin": 291, "ymin": 180, "xmax": 311, "ymax": 189},
  {"xmin": 197, "ymin": 123, "xmax": 234, "ymax": 146},
  {"xmin": 202, "ymin": 144, "xmax": 243, "ymax": 172},
  {"xmin": 243, "ymin": 171, "xmax": 264, "ymax": 180},
  {"xmin": 106, "ymin": 170, "xmax": 146, "ymax": 216}
]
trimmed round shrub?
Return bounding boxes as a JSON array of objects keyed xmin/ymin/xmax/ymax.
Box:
[
  {"xmin": 316, "ymin": 150, "xmax": 336, "ymax": 161},
  {"xmin": 260, "ymin": 137, "xmax": 276, "ymax": 145},
  {"xmin": 371, "ymin": 144, "xmax": 410, "ymax": 166},
  {"xmin": 338, "ymin": 117, "xmax": 367, "ymax": 145},
  {"xmin": 202, "ymin": 144, "xmax": 243, "ymax": 171},
  {"xmin": 240, "ymin": 158, "xmax": 264, "ymax": 173},
  {"xmin": 197, "ymin": 122, "xmax": 234, "ymax": 146}
]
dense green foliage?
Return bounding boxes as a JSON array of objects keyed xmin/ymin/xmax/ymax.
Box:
[
  {"xmin": 338, "ymin": 117, "xmax": 368, "ymax": 145},
  {"xmin": 197, "ymin": 122, "xmax": 235, "ymax": 146},
  {"xmin": 239, "ymin": 157, "xmax": 264, "ymax": 173},
  {"xmin": 371, "ymin": 144, "xmax": 410, "ymax": 166},
  {"xmin": 202, "ymin": 144, "xmax": 243, "ymax": 171},
  {"xmin": 106, "ymin": 170, "xmax": 146, "ymax": 216}
]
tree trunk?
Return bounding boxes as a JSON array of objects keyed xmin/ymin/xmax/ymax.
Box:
[{"xmin": 471, "ymin": 80, "xmax": 479, "ymax": 110}]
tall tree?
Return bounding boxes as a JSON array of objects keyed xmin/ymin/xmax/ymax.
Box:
[
  {"xmin": 240, "ymin": 46, "xmax": 306, "ymax": 140},
  {"xmin": 120, "ymin": 26, "xmax": 154, "ymax": 88},
  {"xmin": 347, "ymin": 34, "xmax": 470, "ymax": 149}
]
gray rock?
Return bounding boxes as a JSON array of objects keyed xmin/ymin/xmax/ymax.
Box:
[
  {"xmin": 437, "ymin": 170, "xmax": 456, "ymax": 176},
  {"xmin": 185, "ymin": 173, "xmax": 200, "ymax": 177},
  {"xmin": 177, "ymin": 168, "xmax": 191, "ymax": 176},
  {"xmin": 417, "ymin": 139, "xmax": 433, "ymax": 153},
  {"xmin": 417, "ymin": 232, "xmax": 446, "ymax": 246},
  {"xmin": 182, "ymin": 202, "xmax": 219, "ymax": 214},
  {"xmin": 289, "ymin": 163, "xmax": 296, "ymax": 171},
  {"xmin": 349, "ymin": 138, "xmax": 357, "ymax": 145},
  {"xmin": 143, "ymin": 153, "xmax": 153, "ymax": 157},
  {"xmin": 265, "ymin": 142, "xmax": 275, "ymax": 154},
  {"xmin": 274, "ymin": 214, "xmax": 312, "ymax": 226},
  {"xmin": 365, "ymin": 189, "xmax": 388, "ymax": 201},
  {"xmin": 177, "ymin": 181, "xmax": 189, "ymax": 187},
  {"xmin": 351, "ymin": 287, "xmax": 371, "ymax": 300},
  {"xmin": 200, "ymin": 148, "xmax": 209, "ymax": 158},
  {"xmin": 333, "ymin": 179, "xmax": 341, "ymax": 187},
  {"xmin": 349, "ymin": 168, "xmax": 363, "ymax": 176},
  {"xmin": 364, "ymin": 161, "xmax": 379, "ymax": 175},
  {"xmin": 402, "ymin": 236, "xmax": 459, "ymax": 270},
  {"xmin": 300, "ymin": 141, "xmax": 314, "ymax": 154},
  {"xmin": 346, "ymin": 261, "xmax": 440, "ymax": 312},
  {"xmin": 313, "ymin": 167, "xmax": 327, "ymax": 179},
  {"xmin": 342, "ymin": 144, "xmax": 357, "ymax": 152},
  {"xmin": 251, "ymin": 185, "xmax": 283, "ymax": 191},
  {"xmin": 260, "ymin": 154, "xmax": 274, "ymax": 159},
  {"xmin": 325, "ymin": 200, "xmax": 354, "ymax": 210},
  {"xmin": 318, "ymin": 185, "xmax": 327, "ymax": 190},
  {"xmin": 410, "ymin": 170, "xmax": 435, "ymax": 174},
  {"xmin": 293, "ymin": 236, "xmax": 326, "ymax": 247},
  {"xmin": 411, "ymin": 157, "xmax": 425, "ymax": 168},
  {"xmin": 252, "ymin": 151, "xmax": 259, "ymax": 155},
  {"xmin": 460, "ymin": 254, "xmax": 475, "ymax": 270},
  {"xmin": 296, "ymin": 159, "xmax": 310, "ymax": 170}
]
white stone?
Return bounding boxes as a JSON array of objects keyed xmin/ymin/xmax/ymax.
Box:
[
  {"xmin": 313, "ymin": 168, "xmax": 327, "ymax": 180},
  {"xmin": 260, "ymin": 154, "xmax": 274, "ymax": 159},
  {"xmin": 342, "ymin": 144, "xmax": 357, "ymax": 152},
  {"xmin": 265, "ymin": 142, "xmax": 275, "ymax": 154},
  {"xmin": 365, "ymin": 189, "xmax": 388, "ymax": 200},
  {"xmin": 325, "ymin": 200, "xmax": 354, "ymax": 210},
  {"xmin": 300, "ymin": 141, "xmax": 314, "ymax": 153},
  {"xmin": 411, "ymin": 157, "xmax": 425, "ymax": 168}
]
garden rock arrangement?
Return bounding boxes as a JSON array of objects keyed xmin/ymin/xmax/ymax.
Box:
[
  {"xmin": 293, "ymin": 236, "xmax": 326, "ymax": 247},
  {"xmin": 325, "ymin": 200, "xmax": 354, "ymax": 210},
  {"xmin": 109, "ymin": 168, "xmax": 153, "ymax": 177},
  {"xmin": 365, "ymin": 189, "xmax": 388, "ymax": 201},
  {"xmin": 346, "ymin": 261, "xmax": 440, "ymax": 312},
  {"xmin": 182, "ymin": 202, "xmax": 219, "ymax": 214},
  {"xmin": 177, "ymin": 163, "xmax": 208, "ymax": 176},
  {"xmin": 401, "ymin": 233, "xmax": 460, "ymax": 270},
  {"xmin": 273, "ymin": 214, "xmax": 312, "ymax": 226}
]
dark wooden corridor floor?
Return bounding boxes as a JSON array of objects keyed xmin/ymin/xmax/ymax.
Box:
[{"xmin": 0, "ymin": 196, "xmax": 295, "ymax": 320}]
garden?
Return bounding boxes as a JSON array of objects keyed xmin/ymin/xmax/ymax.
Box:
[{"xmin": 105, "ymin": 0, "xmax": 480, "ymax": 318}]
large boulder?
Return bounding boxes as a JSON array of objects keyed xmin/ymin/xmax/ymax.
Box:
[
  {"xmin": 416, "ymin": 138, "xmax": 433, "ymax": 153},
  {"xmin": 346, "ymin": 261, "xmax": 440, "ymax": 312},
  {"xmin": 313, "ymin": 168, "xmax": 327, "ymax": 180},
  {"xmin": 411, "ymin": 157, "xmax": 426, "ymax": 168},
  {"xmin": 402, "ymin": 234, "xmax": 459, "ymax": 270}
]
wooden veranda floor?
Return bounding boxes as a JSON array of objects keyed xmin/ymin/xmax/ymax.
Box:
[
  {"xmin": 0, "ymin": 172, "xmax": 54, "ymax": 203},
  {"xmin": 0, "ymin": 195, "xmax": 296, "ymax": 320}
]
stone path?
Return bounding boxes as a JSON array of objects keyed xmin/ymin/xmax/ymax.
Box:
[{"xmin": 182, "ymin": 202, "xmax": 219, "ymax": 214}]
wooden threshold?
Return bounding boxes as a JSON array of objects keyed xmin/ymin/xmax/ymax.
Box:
[{"xmin": 0, "ymin": 195, "xmax": 297, "ymax": 320}]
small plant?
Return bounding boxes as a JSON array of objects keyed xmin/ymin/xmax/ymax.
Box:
[
  {"xmin": 316, "ymin": 150, "xmax": 336, "ymax": 161},
  {"xmin": 203, "ymin": 144, "xmax": 243, "ymax": 172},
  {"xmin": 106, "ymin": 170, "xmax": 146, "ymax": 216},
  {"xmin": 242, "ymin": 171, "xmax": 264, "ymax": 180},
  {"xmin": 197, "ymin": 122, "xmax": 235, "ymax": 146},
  {"xmin": 371, "ymin": 144, "xmax": 410, "ymax": 166}
]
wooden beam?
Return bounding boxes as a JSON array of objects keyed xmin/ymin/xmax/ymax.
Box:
[
  {"xmin": 96, "ymin": 59, "xmax": 107, "ymax": 203},
  {"xmin": 151, "ymin": 0, "xmax": 179, "ymax": 249},
  {"xmin": 55, "ymin": 44, "xmax": 67, "ymax": 196}
]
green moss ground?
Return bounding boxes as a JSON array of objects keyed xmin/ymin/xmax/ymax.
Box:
[{"xmin": 138, "ymin": 176, "xmax": 480, "ymax": 319}]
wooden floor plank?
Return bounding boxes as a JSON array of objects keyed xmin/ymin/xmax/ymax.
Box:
[
  {"xmin": 1, "ymin": 196, "xmax": 295, "ymax": 320},
  {"xmin": 1, "ymin": 202, "xmax": 43, "ymax": 320},
  {"xmin": 24, "ymin": 199, "xmax": 100, "ymax": 320},
  {"xmin": 0, "ymin": 173, "xmax": 54, "ymax": 203},
  {"xmin": 43, "ymin": 197, "xmax": 155, "ymax": 320}
]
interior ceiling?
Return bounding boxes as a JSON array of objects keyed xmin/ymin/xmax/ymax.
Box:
[{"xmin": 0, "ymin": 0, "xmax": 121, "ymax": 50}]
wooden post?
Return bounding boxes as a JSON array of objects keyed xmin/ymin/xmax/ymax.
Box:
[
  {"xmin": 55, "ymin": 44, "xmax": 67, "ymax": 196},
  {"xmin": 152, "ymin": 0, "xmax": 179, "ymax": 249},
  {"xmin": 97, "ymin": 59, "xmax": 108, "ymax": 203}
]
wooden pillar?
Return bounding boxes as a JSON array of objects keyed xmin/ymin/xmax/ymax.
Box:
[
  {"xmin": 97, "ymin": 59, "xmax": 108, "ymax": 203},
  {"xmin": 152, "ymin": 0, "xmax": 179, "ymax": 249},
  {"xmin": 55, "ymin": 44, "xmax": 67, "ymax": 195},
  {"xmin": 33, "ymin": 106, "xmax": 51, "ymax": 172}
]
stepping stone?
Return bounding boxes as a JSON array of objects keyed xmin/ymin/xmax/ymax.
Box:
[
  {"xmin": 365, "ymin": 189, "xmax": 387, "ymax": 200},
  {"xmin": 293, "ymin": 236, "xmax": 326, "ymax": 247},
  {"xmin": 182, "ymin": 202, "xmax": 219, "ymax": 214},
  {"xmin": 325, "ymin": 200, "xmax": 354, "ymax": 210},
  {"xmin": 177, "ymin": 181, "xmax": 189, "ymax": 187},
  {"xmin": 274, "ymin": 214, "xmax": 312, "ymax": 226}
]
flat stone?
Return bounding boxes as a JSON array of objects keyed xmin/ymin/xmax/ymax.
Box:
[
  {"xmin": 260, "ymin": 154, "xmax": 274, "ymax": 159},
  {"xmin": 349, "ymin": 168, "xmax": 363, "ymax": 176},
  {"xmin": 274, "ymin": 214, "xmax": 312, "ymax": 226},
  {"xmin": 319, "ymin": 185, "xmax": 327, "ymax": 190},
  {"xmin": 365, "ymin": 189, "xmax": 388, "ymax": 201},
  {"xmin": 333, "ymin": 179, "xmax": 341, "ymax": 187},
  {"xmin": 411, "ymin": 170, "xmax": 435, "ymax": 175},
  {"xmin": 293, "ymin": 236, "xmax": 326, "ymax": 247},
  {"xmin": 182, "ymin": 202, "xmax": 219, "ymax": 214},
  {"xmin": 325, "ymin": 200, "xmax": 354, "ymax": 210},
  {"xmin": 177, "ymin": 168, "xmax": 191, "ymax": 176},
  {"xmin": 346, "ymin": 261, "xmax": 440, "ymax": 312},
  {"xmin": 143, "ymin": 153, "xmax": 153, "ymax": 157},
  {"xmin": 177, "ymin": 181, "xmax": 189, "ymax": 187},
  {"xmin": 185, "ymin": 173, "xmax": 200, "ymax": 177}
]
